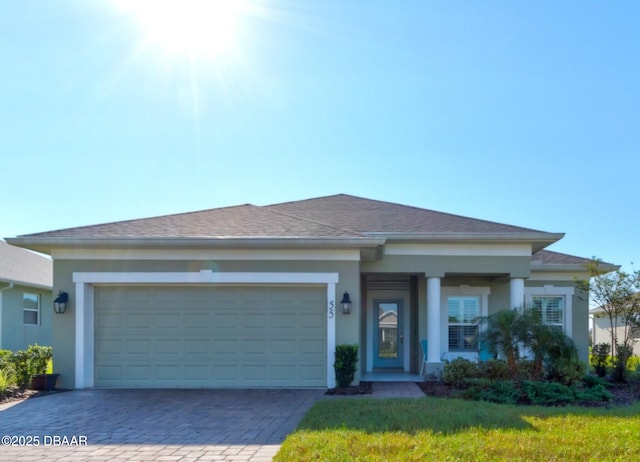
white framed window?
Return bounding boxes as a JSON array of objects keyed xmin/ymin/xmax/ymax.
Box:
[
  {"xmin": 23, "ymin": 292, "xmax": 40, "ymax": 326},
  {"xmin": 448, "ymin": 296, "xmax": 480, "ymax": 351},
  {"xmin": 532, "ymin": 296, "xmax": 564, "ymax": 329},
  {"xmin": 442, "ymin": 286, "xmax": 490, "ymax": 354},
  {"xmin": 525, "ymin": 285, "xmax": 574, "ymax": 336}
]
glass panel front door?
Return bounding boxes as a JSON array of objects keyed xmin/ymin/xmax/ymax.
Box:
[{"xmin": 373, "ymin": 300, "xmax": 403, "ymax": 368}]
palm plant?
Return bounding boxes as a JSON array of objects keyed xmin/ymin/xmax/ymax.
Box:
[{"xmin": 482, "ymin": 309, "xmax": 521, "ymax": 376}]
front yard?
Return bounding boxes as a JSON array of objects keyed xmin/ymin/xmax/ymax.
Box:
[{"xmin": 275, "ymin": 397, "xmax": 640, "ymax": 461}]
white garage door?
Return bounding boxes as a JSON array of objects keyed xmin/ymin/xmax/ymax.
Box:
[{"xmin": 94, "ymin": 285, "xmax": 327, "ymax": 388}]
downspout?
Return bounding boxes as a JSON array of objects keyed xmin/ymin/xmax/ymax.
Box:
[{"xmin": 0, "ymin": 283, "xmax": 15, "ymax": 349}]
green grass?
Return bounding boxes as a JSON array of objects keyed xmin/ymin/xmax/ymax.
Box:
[{"xmin": 275, "ymin": 397, "xmax": 640, "ymax": 461}]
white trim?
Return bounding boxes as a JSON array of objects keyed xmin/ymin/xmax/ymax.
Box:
[
  {"xmin": 56, "ymin": 248, "xmax": 361, "ymax": 261},
  {"xmin": 427, "ymin": 277, "xmax": 441, "ymax": 363},
  {"xmin": 441, "ymin": 286, "xmax": 490, "ymax": 357},
  {"xmin": 73, "ymin": 271, "xmax": 339, "ymax": 389},
  {"xmin": 525, "ymin": 285, "xmax": 574, "ymax": 337},
  {"xmin": 510, "ymin": 278, "xmax": 525, "ymax": 309},
  {"xmin": 385, "ymin": 243, "xmax": 531, "ymax": 257}
]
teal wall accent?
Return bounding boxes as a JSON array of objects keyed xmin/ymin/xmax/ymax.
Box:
[{"xmin": 0, "ymin": 284, "xmax": 52, "ymax": 351}]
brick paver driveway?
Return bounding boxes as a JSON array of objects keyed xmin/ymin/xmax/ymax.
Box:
[{"xmin": 0, "ymin": 389, "xmax": 324, "ymax": 461}]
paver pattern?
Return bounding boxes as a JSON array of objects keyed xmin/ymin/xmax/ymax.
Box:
[{"xmin": 0, "ymin": 389, "xmax": 324, "ymax": 461}]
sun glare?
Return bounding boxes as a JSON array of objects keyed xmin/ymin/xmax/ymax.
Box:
[{"xmin": 118, "ymin": 0, "xmax": 248, "ymax": 58}]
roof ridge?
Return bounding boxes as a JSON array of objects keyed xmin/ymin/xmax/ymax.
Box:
[
  {"xmin": 268, "ymin": 193, "xmax": 550, "ymax": 234},
  {"xmin": 263, "ymin": 206, "xmax": 369, "ymax": 238}
]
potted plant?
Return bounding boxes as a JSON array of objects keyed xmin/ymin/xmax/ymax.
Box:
[{"xmin": 27, "ymin": 345, "xmax": 58, "ymax": 391}]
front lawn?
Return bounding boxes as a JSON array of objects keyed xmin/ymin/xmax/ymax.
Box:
[{"xmin": 275, "ymin": 397, "xmax": 640, "ymax": 461}]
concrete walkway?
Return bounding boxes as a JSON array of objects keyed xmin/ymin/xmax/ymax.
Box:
[{"xmin": 371, "ymin": 381, "xmax": 425, "ymax": 398}]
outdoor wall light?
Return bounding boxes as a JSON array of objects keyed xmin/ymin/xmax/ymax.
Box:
[
  {"xmin": 53, "ymin": 291, "xmax": 69, "ymax": 314},
  {"xmin": 340, "ymin": 291, "xmax": 353, "ymax": 315}
]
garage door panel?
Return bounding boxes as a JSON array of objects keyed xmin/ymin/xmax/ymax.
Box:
[{"xmin": 94, "ymin": 285, "xmax": 327, "ymax": 388}]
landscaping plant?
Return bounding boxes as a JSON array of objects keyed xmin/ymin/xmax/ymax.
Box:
[{"xmin": 334, "ymin": 344, "xmax": 358, "ymax": 388}]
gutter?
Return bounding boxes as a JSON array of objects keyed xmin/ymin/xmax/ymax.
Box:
[{"xmin": 6, "ymin": 236, "xmax": 387, "ymax": 255}]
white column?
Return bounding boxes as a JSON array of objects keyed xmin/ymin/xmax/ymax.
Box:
[
  {"xmin": 427, "ymin": 277, "xmax": 441, "ymax": 363},
  {"xmin": 510, "ymin": 278, "xmax": 525, "ymax": 310}
]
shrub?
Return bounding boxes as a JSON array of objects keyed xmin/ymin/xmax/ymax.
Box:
[
  {"xmin": 575, "ymin": 384, "xmax": 611, "ymax": 403},
  {"xmin": 522, "ymin": 380, "xmax": 575, "ymax": 406},
  {"xmin": 0, "ymin": 369, "xmax": 13, "ymax": 394},
  {"xmin": 10, "ymin": 350, "xmax": 30, "ymax": 388},
  {"xmin": 591, "ymin": 343, "xmax": 610, "ymax": 377},
  {"xmin": 516, "ymin": 359, "xmax": 537, "ymax": 381},
  {"xmin": 477, "ymin": 359, "xmax": 511, "ymax": 380},
  {"xmin": 26, "ymin": 344, "xmax": 52, "ymax": 375},
  {"xmin": 462, "ymin": 379, "xmax": 520, "ymax": 405},
  {"xmin": 612, "ymin": 343, "xmax": 633, "ymax": 382},
  {"xmin": 582, "ymin": 374, "xmax": 610, "ymax": 389},
  {"xmin": 443, "ymin": 358, "xmax": 478, "ymax": 387},
  {"xmin": 334, "ymin": 344, "xmax": 358, "ymax": 388},
  {"xmin": 547, "ymin": 358, "xmax": 586, "ymax": 386}
]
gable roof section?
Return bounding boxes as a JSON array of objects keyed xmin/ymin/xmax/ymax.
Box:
[
  {"xmin": 0, "ymin": 240, "xmax": 52, "ymax": 289},
  {"xmin": 7, "ymin": 194, "xmax": 565, "ymax": 255}
]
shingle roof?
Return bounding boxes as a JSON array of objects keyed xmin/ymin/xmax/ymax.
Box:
[
  {"xmin": 531, "ymin": 250, "xmax": 593, "ymax": 266},
  {"xmin": 0, "ymin": 240, "xmax": 52, "ymax": 288},
  {"xmin": 19, "ymin": 204, "xmax": 368, "ymax": 239},
  {"xmin": 267, "ymin": 194, "xmax": 544, "ymax": 234},
  {"xmin": 19, "ymin": 194, "xmax": 551, "ymax": 240}
]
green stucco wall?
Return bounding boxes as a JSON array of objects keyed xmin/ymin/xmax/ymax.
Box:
[
  {"xmin": 0, "ymin": 284, "xmax": 52, "ymax": 352},
  {"xmin": 52, "ymin": 258, "xmax": 361, "ymax": 389}
]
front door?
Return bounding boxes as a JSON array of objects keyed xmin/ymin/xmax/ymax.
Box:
[{"xmin": 373, "ymin": 299, "xmax": 403, "ymax": 368}]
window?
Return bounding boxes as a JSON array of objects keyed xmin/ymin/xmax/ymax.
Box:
[
  {"xmin": 23, "ymin": 292, "xmax": 40, "ymax": 325},
  {"xmin": 532, "ymin": 296, "xmax": 564, "ymax": 329},
  {"xmin": 448, "ymin": 296, "xmax": 480, "ymax": 351}
]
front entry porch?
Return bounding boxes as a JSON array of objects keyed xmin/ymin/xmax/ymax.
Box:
[{"xmin": 361, "ymin": 370, "xmax": 424, "ymax": 382}]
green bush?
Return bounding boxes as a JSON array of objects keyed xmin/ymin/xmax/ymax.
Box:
[
  {"xmin": 591, "ymin": 343, "xmax": 610, "ymax": 377},
  {"xmin": 612, "ymin": 344, "xmax": 633, "ymax": 382},
  {"xmin": 516, "ymin": 359, "xmax": 537, "ymax": 381},
  {"xmin": 575, "ymin": 384, "xmax": 611, "ymax": 403},
  {"xmin": 334, "ymin": 344, "xmax": 358, "ymax": 388},
  {"xmin": 523, "ymin": 380, "xmax": 575, "ymax": 405},
  {"xmin": 477, "ymin": 359, "xmax": 511, "ymax": 380},
  {"xmin": 547, "ymin": 358, "xmax": 586, "ymax": 386},
  {"xmin": 462, "ymin": 379, "xmax": 520, "ymax": 405},
  {"xmin": 443, "ymin": 358, "xmax": 478, "ymax": 387},
  {"xmin": 26, "ymin": 344, "xmax": 52, "ymax": 375},
  {"xmin": 582, "ymin": 374, "xmax": 610, "ymax": 389},
  {"xmin": 10, "ymin": 350, "xmax": 30, "ymax": 388},
  {"xmin": 6, "ymin": 345, "xmax": 54, "ymax": 389}
]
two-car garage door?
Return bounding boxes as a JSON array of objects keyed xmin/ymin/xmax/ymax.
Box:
[{"xmin": 94, "ymin": 285, "xmax": 327, "ymax": 388}]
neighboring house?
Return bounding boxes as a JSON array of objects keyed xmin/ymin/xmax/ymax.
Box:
[
  {"xmin": 590, "ymin": 293, "xmax": 640, "ymax": 357},
  {"xmin": 0, "ymin": 240, "xmax": 53, "ymax": 351},
  {"xmin": 6, "ymin": 194, "xmax": 611, "ymax": 389}
]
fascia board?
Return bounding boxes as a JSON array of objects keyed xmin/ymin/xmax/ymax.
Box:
[{"xmin": 6, "ymin": 236, "xmax": 386, "ymax": 254}]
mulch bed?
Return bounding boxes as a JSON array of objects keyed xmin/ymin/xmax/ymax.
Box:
[
  {"xmin": 417, "ymin": 379, "xmax": 640, "ymax": 407},
  {"xmin": 326, "ymin": 381, "xmax": 373, "ymax": 395}
]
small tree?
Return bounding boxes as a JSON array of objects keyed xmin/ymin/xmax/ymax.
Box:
[{"xmin": 576, "ymin": 259, "xmax": 640, "ymax": 380}]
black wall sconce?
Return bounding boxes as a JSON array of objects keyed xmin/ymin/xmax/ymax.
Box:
[
  {"xmin": 340, "ymin": 291, "xmax": 352, "ymax": 315},
  {"xmin": 54, "ymin": 291, "xmax": 69, "ymax": 314}
]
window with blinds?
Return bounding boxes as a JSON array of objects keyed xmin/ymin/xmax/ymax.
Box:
[
  {"xmin": 532, "ymin": 296, "xmax": 564, "ymax": 329},
  {"xmin": 448, "ymin": 296, "xmax": 480, "ymax": 351}
]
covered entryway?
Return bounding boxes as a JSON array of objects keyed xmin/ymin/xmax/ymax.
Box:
[{"xmin": 93, "ymin": 285, "xmax": 327, "ymax": 388}]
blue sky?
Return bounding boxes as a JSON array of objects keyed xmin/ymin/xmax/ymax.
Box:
[{"xmin": 1, "ymin": 1, "xmax": 638, "ymax": 272}]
